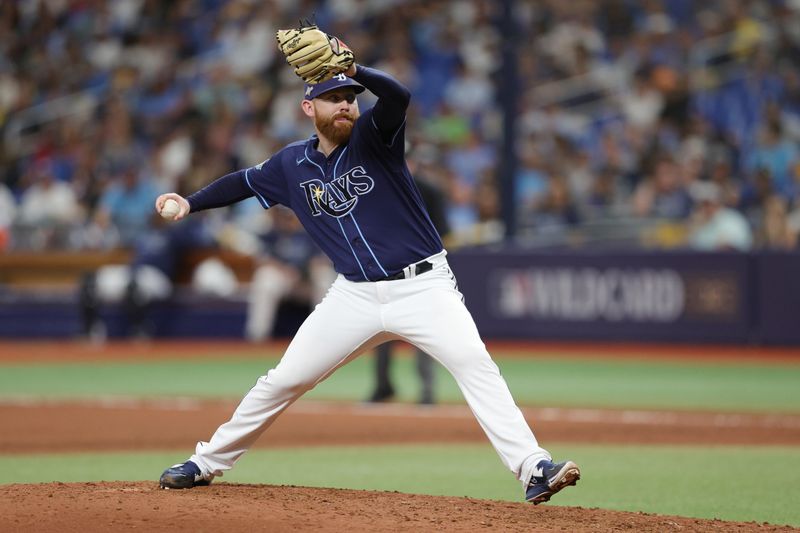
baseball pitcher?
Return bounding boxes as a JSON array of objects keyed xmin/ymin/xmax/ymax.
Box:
[{"xmin": 155, "ymin": 24, "xmax": 580, "ymax": 504}]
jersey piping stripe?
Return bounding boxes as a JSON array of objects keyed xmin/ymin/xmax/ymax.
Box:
[
  {"xmin": 304, "ymin": 142, "xmax": 321, "ymax": 173},
  {"xmin": 332, "ymin": 147, "xmax": 347, "ymax": 179},
  {"xmin": 308, "ymin": 142, "xmax": 369, "ymax": 281},
  {"xmin": 370, "ymin": 115, "xmax": 407, "ymax": 148},
  {"xmin": 349, "ymin": 215, "xmax": 388, "ymax": 277},
  {"xmin": 244, "ymin": 167, "xmax": 270, "ymax": 208},
  {"xmin": 388, "ymin": 117, "xmax": 407, "ymax": 148},
  {"xmin": 333, "ymin": 147, "xmax": 389, "ymax": 279},
  {"xmin": 338, "ymin": 217, "xmax": 369, "ymax": 280}
]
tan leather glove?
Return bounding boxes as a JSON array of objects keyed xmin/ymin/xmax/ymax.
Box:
[{"xmin": 276, "ymin": 25, "xmax": 354, "ymax": 84}]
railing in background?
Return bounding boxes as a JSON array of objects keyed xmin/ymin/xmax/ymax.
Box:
[
  {"xmin": 687, "ymin": 23, "xmax": 777, "ymax": 91},
  {"xmin": 3, "ymin": 92, "xmax": 99, "ymax": 156},
  {"xmin": 3, "ymin": 48, "xmax": 224, "ymax": 156}
]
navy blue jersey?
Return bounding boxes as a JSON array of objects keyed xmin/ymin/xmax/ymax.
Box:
[{"xmin": 187, "ymin": 67, "xmax": 443, "ymax": 281}]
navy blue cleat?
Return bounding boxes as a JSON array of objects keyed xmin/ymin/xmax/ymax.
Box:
[
  {"xmin": 525, "ymin": 459, "xmax": 580, "ymax": 504},
  {"xmin": 159, "ymin": 460, "xmax": 212, "ymax": 489}
]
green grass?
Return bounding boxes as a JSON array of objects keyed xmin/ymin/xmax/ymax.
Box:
[
  {"xmin": 1, "ymin": 349, "xmax": 799, "ymax": 412},
  {"xmin": 1, "ymin": 444, "xmax": 798, "ymax": 526}
]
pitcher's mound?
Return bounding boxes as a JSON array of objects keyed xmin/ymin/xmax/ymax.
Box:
[{"xmin": 1, "ymin": 482, "xmax": 794, "ymax": 532}]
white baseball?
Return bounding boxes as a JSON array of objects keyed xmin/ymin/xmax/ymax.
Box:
[{"xmin": 160, "ymin": 198, "xmax": 181, "ymax": 219}]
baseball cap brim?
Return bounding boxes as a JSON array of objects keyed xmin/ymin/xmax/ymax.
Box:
[{"xmin": 304, "ymin": 75, "xmax": 365, "ymax": 100}]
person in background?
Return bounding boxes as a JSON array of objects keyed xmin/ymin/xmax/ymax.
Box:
[
  {"xmin": 746, "ymin": 122, "xmax": 798, "ymax": 197},
  {"xmin": 94, "ymin": 161, "xmax": 161, "ymax": 247},
  {"xmin": 687, "ymin": 181, "xmax": 753, "ymax": 251},
  {"xmin": 15, "ymin": 160, "xmax": 82, "ymax": 250},
  {"xmin": 0, "ymin": 182, "xmax": 16, "ymax": 251},
  {"xmin": 80, "ymin": 212, "xmax": 215, "ymax": 340},
  {"xmin": 632, "ymin": 155, "xmax": 693, "ymax": 220},
  {"xmin": 245, "ymin": 206, "xmax": 334, "ymax": 342},
  {"xmin": 758, "ymin": 195, "xmax": 794, "ymax": 249}
]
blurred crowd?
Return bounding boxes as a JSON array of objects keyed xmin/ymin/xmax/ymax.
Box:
[{"xmin": 2, "ymin": 0, "xmax": 800, "ymax": 257}]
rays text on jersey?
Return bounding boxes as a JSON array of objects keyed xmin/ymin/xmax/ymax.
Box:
[{"xmin": 300, "ymin": 166, "xmax": 375, "ymax": 217}]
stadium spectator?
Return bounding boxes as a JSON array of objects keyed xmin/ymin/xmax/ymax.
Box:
[
  {"xmin": 524, "ymin": 175, "xmax": 581, "ymax": 237},
  {"xmin": 746, "ymin": 122, "xmax": 799, "ymax": 197},
  {"xmin": 245, "ymin": 207, "xmax": 334, "ymax": 342},
  {"xmin": 0, "ymin": 182, "xmax": 15, "ymax": 251},
  {"xmin": 787, "ymin": 203, "xmax": 800, "ymax": 249},
  {"xmin": 705, "ymin": 152, "xmax": 743, "ymax": 209},
  {"xmin": 759, "ymin": 195, "xmax": 794, "ymax": 249},
  {"xmin": 585, "ymin": 165, "xmax": 631, "ymax": 218},
  {"xmin": 632, "ymin": 155, "xmax": 693, "ymax": 220},
  {"xmin": 687, "ymin": 181, "xmax": 753, "ymax": 252},
  {"xmin": 80, "ymin": 214, "xmax": 216, "ymax": 341},
  {"xmin": 94, "ymin": 161, "xmax": 162, "ymax": 248},
  {"xmin": 515, "ymin": 139, "xmax": 550, "ymax": 225},
  {"xmin": 619, "ymin": 67, "xmax": 665, "ymax": 133},
  {"xmin": 15, "ymin": 160, "xmax": 82, "ymax": 250},
  {"xmin": 739, "ymin": 168, "xmax": 776, "ymax": 236},
  {"xmin": 442, "ymin": 60, "xmax": 495, "ymax": 118}
]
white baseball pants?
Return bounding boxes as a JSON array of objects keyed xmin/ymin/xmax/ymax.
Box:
[{"xmin": 191, "ymin": 251, "xmax": 551, "ymax": 484}]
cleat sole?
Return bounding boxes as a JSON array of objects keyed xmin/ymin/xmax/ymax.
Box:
[
  {"xmin": 530, "ymin": 493, "xmax": 551, "ymax": 505},
  {"xmin": 548, "ymin": 461, "xmax": 581, "ymax": 492},
  {"xmin": 527, "ymin": 461, "xmax": 581, "ymax": 504}
]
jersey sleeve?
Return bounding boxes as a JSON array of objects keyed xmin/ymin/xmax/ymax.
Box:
[
  {"xmin": 241, "ymin": 157, "xmax": 289, "ymax": 208},
  {"xmin": 358, "ymin": 107, "xmax": 407, "ymax": 159},
  {"xmin": 186, "ymin": 157, "xmax": 287, "ymax": 213},
  {"xmin": 352, "ymin": 66, "xmax": 410, "ymax": 157},
  {"xmin": 185, "ymin": 171, "xmax": 253, "ymax": 212}
]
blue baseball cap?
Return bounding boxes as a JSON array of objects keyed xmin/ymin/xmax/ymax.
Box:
[{"xmin": 303, "ymin": 73, "xmax": 365, "ymax": 100}]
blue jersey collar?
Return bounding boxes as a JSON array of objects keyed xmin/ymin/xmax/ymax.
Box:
[{"xmin": 305, "ymin": 134, "xmax": 347, "ymax": 164}]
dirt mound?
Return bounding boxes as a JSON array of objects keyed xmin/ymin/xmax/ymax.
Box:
[{"xmin": 1, "ymin": 482, "xmax": 794, "ymax": 533}]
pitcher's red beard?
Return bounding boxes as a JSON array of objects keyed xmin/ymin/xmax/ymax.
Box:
[{"xmin": 316, "ymin": 112, "xmax": 357, "ymax": 145}]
